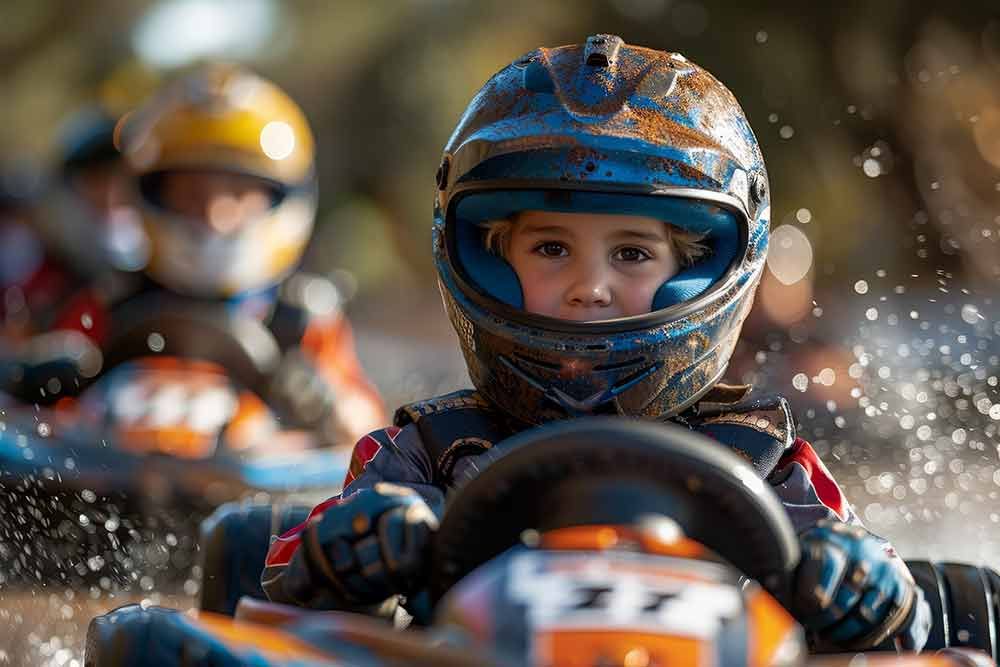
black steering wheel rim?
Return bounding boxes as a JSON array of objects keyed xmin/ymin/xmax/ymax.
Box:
[
  {"xmin": 430, "ymin": 417, "xmax": 799, "ymax": 602},
  {"xmin": 100, "ymin": 293, "xmax": 282, "ymax": 393}
]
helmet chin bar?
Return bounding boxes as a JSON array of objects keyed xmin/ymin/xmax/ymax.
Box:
[{"xmin": 497, "ymin": 355, "xmax": 666, "ymax": 417}]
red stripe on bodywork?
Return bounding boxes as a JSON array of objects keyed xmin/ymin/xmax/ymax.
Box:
[{"xmin": 777, "ymin": 437, "xmax": 848, "ymax": 521}]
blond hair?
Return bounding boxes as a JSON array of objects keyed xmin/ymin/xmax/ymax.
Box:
[{"xmin": 481, "ymin": 215, "xmax": 711, "ymax": 266}]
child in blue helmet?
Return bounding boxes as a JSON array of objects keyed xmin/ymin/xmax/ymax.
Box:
[{"xmin": 262, "ymin": 35, "xmax": 930, "ymax": 652}]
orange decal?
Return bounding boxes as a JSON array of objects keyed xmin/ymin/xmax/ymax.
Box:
[
  {"xmin": 745, "ymin": 586, "xmax": 800, "ymax": 667},
  {"xmin": 541, "ymin": 524, "xmax": 707, "ymax": 559},
  {"xmin": 541, "ymin": 630, "xmax": 706, "ymax": 667},
  {"xmin": 192, "ymin": 612, "xmax": 333, "ymax": 661}
]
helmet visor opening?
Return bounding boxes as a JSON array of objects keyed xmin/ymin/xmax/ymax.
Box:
[
  {"xmin": 139, "ymin": 169, "xmax": 287, "ymax": 230},
  {"xmin": 447, "ymin": 188, "xmax": 747, "ymax": 327}
]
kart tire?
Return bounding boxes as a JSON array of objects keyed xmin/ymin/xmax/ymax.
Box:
[
  {"xmin": 198, "ymin": 502, "xmax": 312, "ymax": 616},
  {"xmin": 85, "ymin": 604, "xmax": 178, "ymax": 667},
  {"xmin": 906, "ymin": 559, "xmax": 1000, "ymax": 661}
]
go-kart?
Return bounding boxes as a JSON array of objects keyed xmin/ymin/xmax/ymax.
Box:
[
  {"xmin": 0, "ymin": 295, "xmax": 350, "ymax": 587},
  {"xmin": 84, "ymin": 418, "xmax": 1000, "ymax": 666}
]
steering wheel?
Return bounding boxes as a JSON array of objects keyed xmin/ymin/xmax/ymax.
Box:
[
  {"xmin": 100, "ymin": 293, "xmax": 283, "ymax": 393},
  {"xmin": 430, "ymin": 417, "xmax": 800, "ymax": 602}
]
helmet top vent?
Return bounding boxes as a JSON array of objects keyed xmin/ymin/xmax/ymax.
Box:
[{"xmin": 584, "ymin": 34, "xmax": 623, "ymax": 68}]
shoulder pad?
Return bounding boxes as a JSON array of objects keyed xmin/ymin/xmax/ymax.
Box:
[
  {"xmin": 393, "ymin": 389, "xmax": 511, "ymax": 489},
  {"xmin": 696, "ymin": 382, "xmax": 754, "ymax": 405},
  {"xmin": 682, "ymin": 388, "xmax": 796, "ymax": 479},
  {"xmin": 394, "ymin": 389, "xmax": 495, "ymax": 427}
]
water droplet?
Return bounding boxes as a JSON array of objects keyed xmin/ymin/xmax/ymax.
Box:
[
  {"xmin": 866, "ymin": 307, "xmax": 879, "ymax": 321},
  {"xmin": 854, "ymin": 280, "xmax": 869, "ymax": 294},
  {"xmin": 792, "ymin": 373, "xmax": 809, "ymax": 392},
  {"xmin": 80, "ymin": 313, "xmax": 93, "ymax": 330},
  {"xmin": 147, "ymin": 332, "xmax": 165, "ymax": 352},
  {"xmin": 961, "ymin": 304, "xmax": 983, "ymax": 324},
  {"xmin": 863, "ymin": 158, "xmax": 881, "ymax": 177}
]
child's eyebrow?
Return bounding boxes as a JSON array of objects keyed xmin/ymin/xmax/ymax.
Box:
[
  {"xmin": 608, "ymin": 229, "xmax": 669, "ymax": 242},
  {"xmin": 517, "ymin": 224, "xmax": 573, "ymax": 236}
]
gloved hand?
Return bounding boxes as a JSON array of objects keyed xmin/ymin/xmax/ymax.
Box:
[
  {"xmin": 790, "ymin": 520, "xmax": 931, "ymax": 652},
  {"xmin": 285, "ymin": 483, "xmax": 438, "ymax": 611}
]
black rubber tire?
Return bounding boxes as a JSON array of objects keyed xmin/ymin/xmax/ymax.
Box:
[
  {"xmin": 85, "ymin": 604, "xmax": 167, "ymax": 667},
  {"xmin": 198, "ymin": 502, "xmax": 313, "ymax": 616},
  {"xmin": 908, "ymin": 559, "xmax": 952, "ymax": 650},
  {"xmin": 907, "ymin": 559, "xmax": 1000, "ymax": 661}
]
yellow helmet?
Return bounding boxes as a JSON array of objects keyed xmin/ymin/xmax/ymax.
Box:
[{"xmin": 120, "ymin": 64, "xmax": 317, "ymax": 297}]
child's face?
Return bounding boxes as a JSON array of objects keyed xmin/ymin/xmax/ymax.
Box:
[
  {"xmin": 506, "ymin": 211, "xmax": 681, "ymax": 321},
  {"xmin": 159, "ymin": 171, "xmax": 274, "ymax": 234}
]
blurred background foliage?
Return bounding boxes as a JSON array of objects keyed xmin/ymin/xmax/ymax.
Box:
[{"xmin": 4, "ymin": 0, "xmax": 1000, "ymax": 301}]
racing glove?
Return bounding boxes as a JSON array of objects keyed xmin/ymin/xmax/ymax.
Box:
[
  {"xmin": 275, "ymin": 483, "xmax": 438, "ymax": 613},
  {"xmin": 790, "ymin": 519, "xmax": 931, "ymax": 652}
]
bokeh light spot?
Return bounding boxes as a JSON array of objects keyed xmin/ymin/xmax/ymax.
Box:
[{"xmin": 260, "ymin": 121, "xmax": 296, "ymax": 160}]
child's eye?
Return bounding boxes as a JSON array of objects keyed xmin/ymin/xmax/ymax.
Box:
[
  {"xmin": 535, "ymin": 242, "xmax": 568, "ymax": 258},
  {"xmin": 613, "ymin": 246, "xmax": 651, "ymax": 262}
]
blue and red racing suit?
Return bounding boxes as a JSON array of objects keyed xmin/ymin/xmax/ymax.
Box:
[{"xmin": 261, "ymin": 384, "xmax": 882, "ymax": 600}]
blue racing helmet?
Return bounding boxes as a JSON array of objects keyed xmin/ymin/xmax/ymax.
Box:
[{"xmin": 434, "ymin": 35, "xmax": 771, "ymax": 425}]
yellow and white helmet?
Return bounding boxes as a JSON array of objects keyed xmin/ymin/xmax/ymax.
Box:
[{"xmin": 120, "ymin": 64, "xmax": 317, "ymax": 297}]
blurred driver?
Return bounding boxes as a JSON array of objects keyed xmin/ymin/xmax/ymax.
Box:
[{"xmin": 10, "ymin": 65, "xmax": 387, "ymax": 447}]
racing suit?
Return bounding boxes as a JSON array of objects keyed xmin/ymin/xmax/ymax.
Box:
[{"xmin": 262, "ymin": 383, "xmax": 872, "ymax": 597}]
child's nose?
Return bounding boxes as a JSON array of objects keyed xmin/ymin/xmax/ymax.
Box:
[{"xmin": 566, "ymin": 268, "xmax": 612, "ymax": 308}]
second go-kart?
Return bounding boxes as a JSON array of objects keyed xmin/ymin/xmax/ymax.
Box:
[
  {"xmin": 0, "ymin": 295, "xmax": 353, "ymax": 587},
  {"xmin": 84, "ymin": 418, "xmax": 1000, "ymax": 666}
]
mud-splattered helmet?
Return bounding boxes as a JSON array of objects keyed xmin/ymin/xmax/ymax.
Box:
[
  {"xmin": 120, "ymin": 64, "xmax": 317, "ymax": 297},
  {"xmin": 434, "ymin": 35, "xmax": 770, "ymax": 425}
]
